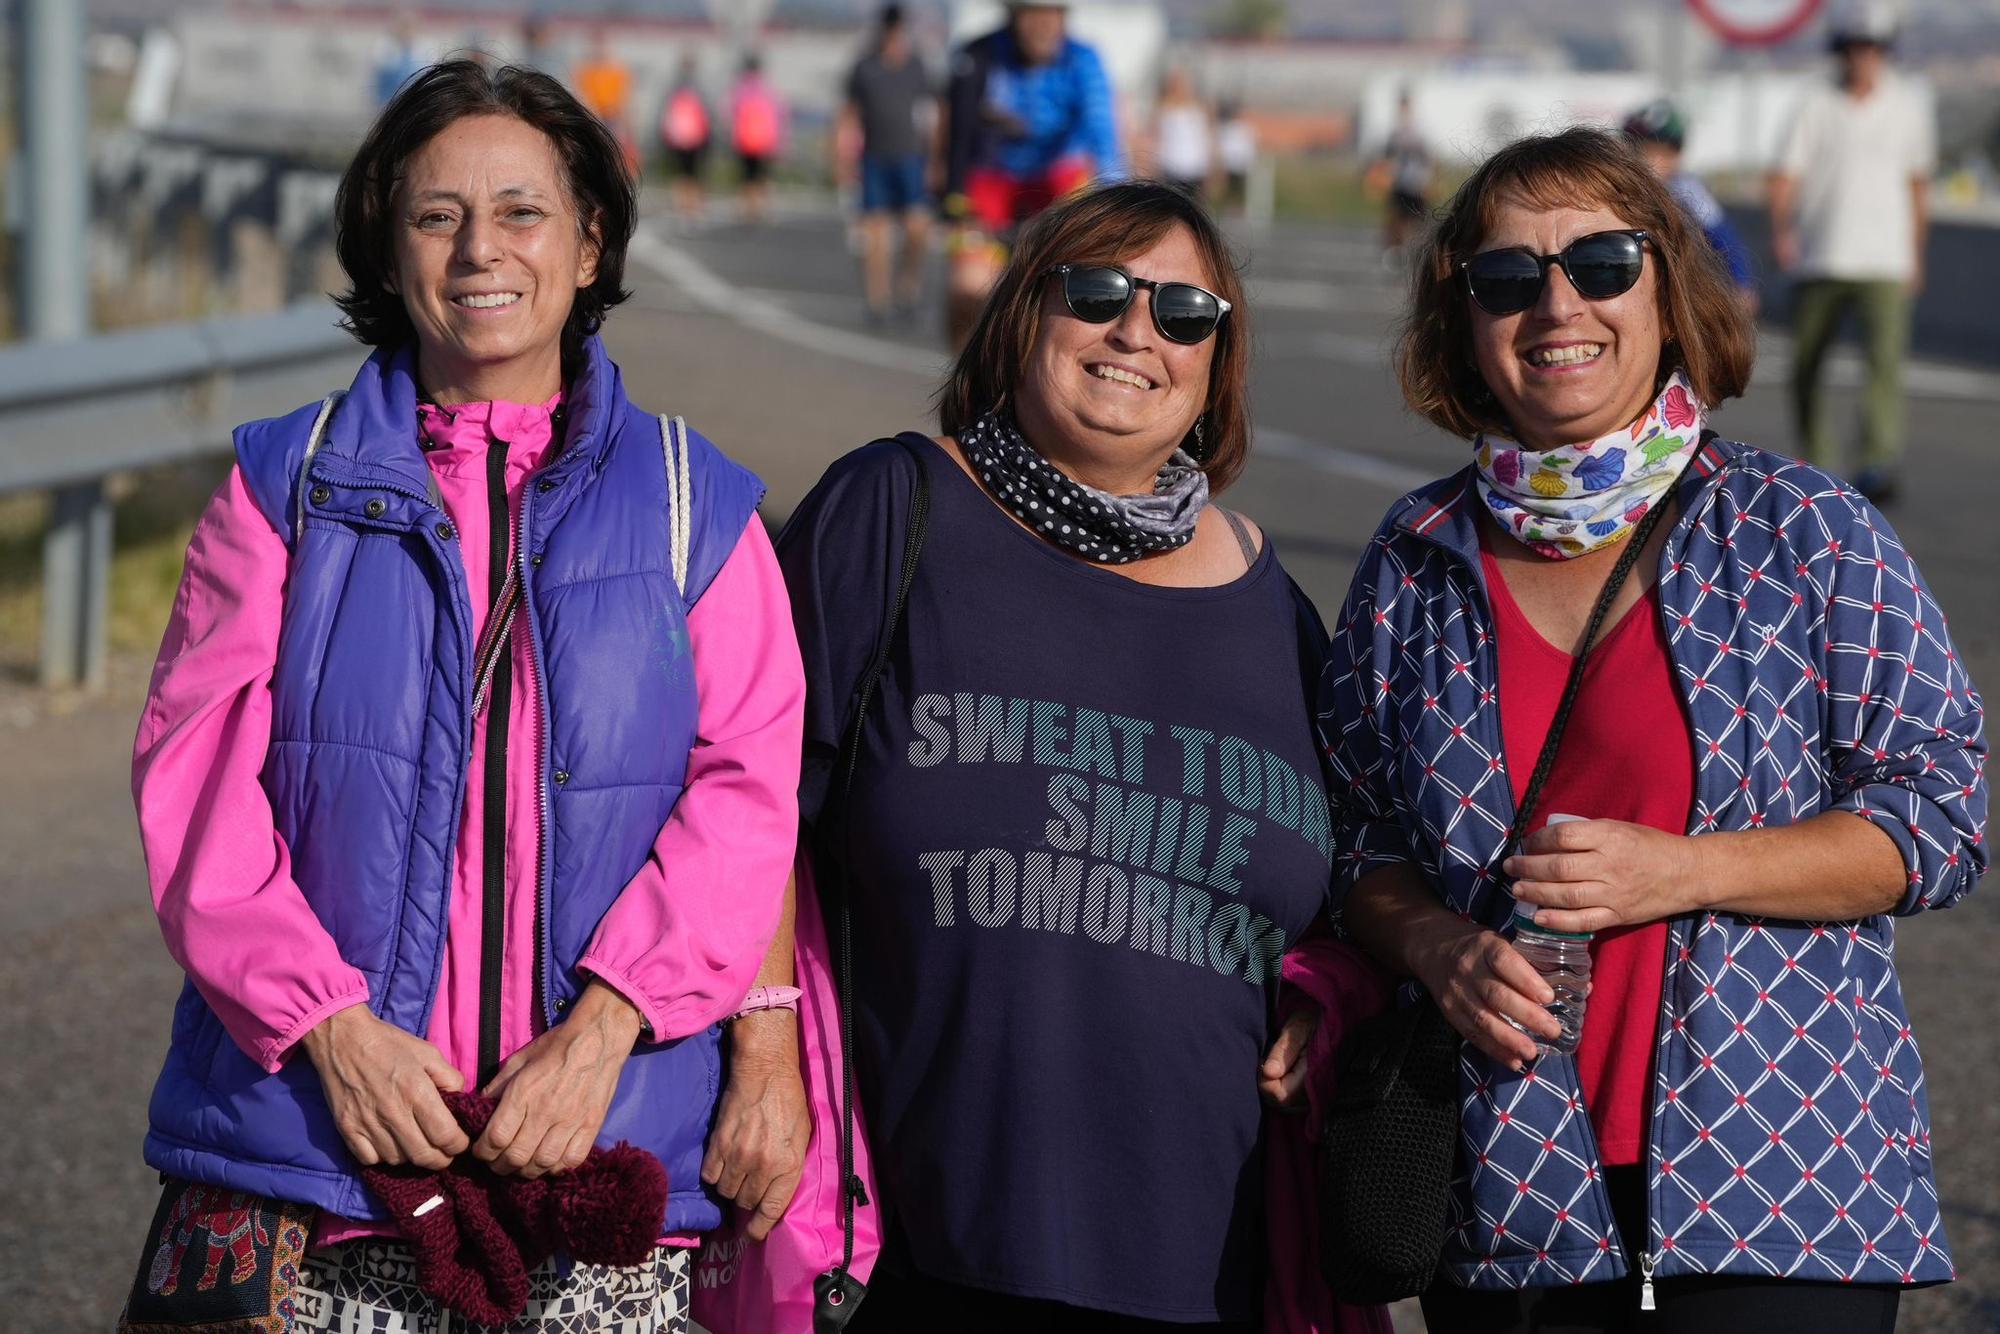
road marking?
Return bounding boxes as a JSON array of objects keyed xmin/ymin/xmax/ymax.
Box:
[
  {"xmin": 1257, "ymin": 427, "xmax": 1432, "ymax": 493},
  {"xmin": 1246, "ymin": 278, "xmax": 1401, "ymax": 314},
  {"xmin": 632, "ymin": 225, "xmax": 1435, "ymax": 497},
  {"xmin": 628, "ymin": 228, "xmax": 946, "ymax": 377},
  {"xmin": 1754, "ymin": 334, "xmax": 2000, "ymax": 404}
]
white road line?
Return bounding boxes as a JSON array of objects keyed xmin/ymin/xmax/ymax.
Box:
[
  {"xmin": 628, "ymin": 228, "xmax": 946, "ymax": 377},
  {"xmin": 631, "ymin": 225, "xmax": 1434, "ymax": 496},
  {"xmin": 1246, "ymin": 278, "xmax": 1401, "ymax": 314},
  {"xmin": 1256, "ymin": 427, "xmax": 1432, "ymax": 492}
]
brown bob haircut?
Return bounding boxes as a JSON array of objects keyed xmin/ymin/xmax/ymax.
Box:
[
  {"xmin": 936, "ymin": 181, "xmax": 1253, "ymax": 493},
  {"xmin": 334, "ymin": 60, "xmax": 635, "ymax": 366},
  {"xmin": 1396, "ymin": 126, "xmax": 1755, "ymax": 440}
]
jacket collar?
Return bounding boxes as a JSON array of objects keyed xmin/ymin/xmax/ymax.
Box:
[
  {"xmin": 320, "ymin": 336, "xmax": 624, "ymax": 503},
  {"xmin": 1394, "ymin": 432, "xmax": 1735, "ymax": 563}
]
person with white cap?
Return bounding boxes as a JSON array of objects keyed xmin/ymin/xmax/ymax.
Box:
[{"xmin": 1769, "ymin": 0, "xmax": 1934, "ymax": 504}]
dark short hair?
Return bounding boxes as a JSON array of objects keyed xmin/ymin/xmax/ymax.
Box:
[
  {"xmin": 936, "ymin": 181, "xmax": 1254, "ymax": 492},
  {"xmin": 333, "ymin": 60, "xmax": 635, "ymax": 364},
  {"xmin": 1395, "ymin": 126, "xmax": 1754, "ymax": 440},
  {"xmin": 880, "ymin": 2, "xmax": 906, "ymax": 28}
]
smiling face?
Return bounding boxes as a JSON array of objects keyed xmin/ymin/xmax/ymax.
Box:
[
  {"xmin": 1468, "ymin": 194, "xmax": 1667, "ymax": 451},
  {"xmin": 391, "ymin": 112, "xmax": 598, "ymax": 404},
  {"xmin": 1013, "ymin": 223, "xmax": 1218, "ymax": 491}
]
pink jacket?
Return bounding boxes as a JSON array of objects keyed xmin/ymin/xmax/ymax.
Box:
[{"xmin": 134, "ymin": 395, "xmax": 804, "ymax": 1242}]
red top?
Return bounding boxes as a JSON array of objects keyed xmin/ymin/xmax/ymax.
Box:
[{"xmin": 1480, "ymin": 546, "xmax": 1695, "ymax": 1166}]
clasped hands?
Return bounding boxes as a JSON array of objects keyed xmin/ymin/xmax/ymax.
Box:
[{"xmin": 301, "ymin": 981, "xmax": 642, "ymax": 1179}]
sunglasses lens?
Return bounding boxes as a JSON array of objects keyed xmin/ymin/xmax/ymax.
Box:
[
  {"xmin": 1565, "ymin": 233, "xmax": 1644, "ymax": 299},
  {"xmin": 1153, "ymin": 284, "xmax": 1222, "ymax": 343},
  {"xmin": 1063, "ymin": 266, "xmax": 1132, "ymax": 323},
  {"xmin": 1466, "ymin": 251, "xmax": 1544, "ymax": 315}
]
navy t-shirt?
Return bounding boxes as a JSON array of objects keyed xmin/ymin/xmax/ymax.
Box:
[{"xmin": 778, "ymin": 437, "xmax": 1334, "ymax": 1322}]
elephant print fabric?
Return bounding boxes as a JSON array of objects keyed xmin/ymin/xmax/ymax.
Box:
[{"xmin": 119, "ymin": 1178, "xmax": 314, "ymax": 1332}]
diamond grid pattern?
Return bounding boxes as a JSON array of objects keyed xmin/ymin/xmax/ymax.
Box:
[{"xmin": 1316, "ymin": 442, "xmax": 1986, "ymax": 1291}]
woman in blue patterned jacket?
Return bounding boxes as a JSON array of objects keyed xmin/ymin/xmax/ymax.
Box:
[{"xmin": 1320, "ymin": 127, "xmax": 1985, "ymax": 1332}]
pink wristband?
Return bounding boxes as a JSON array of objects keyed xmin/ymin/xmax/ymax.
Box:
[{"xmin": 730, "ymin": 985, "xmax": 802, "ymax": 1019}]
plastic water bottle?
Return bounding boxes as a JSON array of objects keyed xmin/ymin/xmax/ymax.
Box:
[{"xmin": 1510, "ymin": 814, "xmax": 1592, "ymax": 1057}]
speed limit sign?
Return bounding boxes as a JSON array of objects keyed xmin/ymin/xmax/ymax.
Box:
[{"xmin": 1686, "ymin": 0, "xmax": 1824, "ymax": 45}]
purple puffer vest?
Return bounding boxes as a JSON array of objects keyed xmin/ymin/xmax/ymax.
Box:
[{"xmin": 143, "ymin": 338, "xmax": 765, "ymax": 1233}]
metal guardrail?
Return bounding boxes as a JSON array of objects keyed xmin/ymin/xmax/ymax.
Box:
[{"xmin": 0, "ymin": 301, "xmax": 362, "ymax": 688}]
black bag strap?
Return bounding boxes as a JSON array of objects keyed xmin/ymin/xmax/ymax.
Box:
[
  {"xmin": 815, "ymin": 433, "xmax": 932, "ymax": 1330},
  {"xmin": 1497, "ymin": 492, "xmax": 1674, "ymax": 862}
]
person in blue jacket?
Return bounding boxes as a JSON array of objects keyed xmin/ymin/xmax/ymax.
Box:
[
  {"xmin": 1624, "ymin": 99, "xmax": 1758, "ymax": 313},
  {"xmin": 939, "ymin": 0, "xmax": 1125, "ymax": 344},
  {"xmin": 1327, "ymin": 126, "xmax": 1982, "ymax": 1332}
]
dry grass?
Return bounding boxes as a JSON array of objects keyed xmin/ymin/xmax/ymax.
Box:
[{"xmin": 0, "ymin": 457, "xmax": 233, "ymax": 684}]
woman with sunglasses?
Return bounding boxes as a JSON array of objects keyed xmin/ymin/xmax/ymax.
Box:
[
  {"xmin": 1321, "ymin": 127, "xmax": 1985, "ymax": 1332},
  {"xmin": 702, "ymin": 181, "xmax": 1385, "ymax": 1331}
]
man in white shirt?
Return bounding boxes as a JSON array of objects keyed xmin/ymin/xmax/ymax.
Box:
[{"xmin": 1769, "ymin": 1, "xmax": 1934, "ymax": 504}]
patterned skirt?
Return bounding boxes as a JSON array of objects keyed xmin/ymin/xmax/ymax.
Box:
[{"xmin": 292, "ymin": 1239, "xmax": 690, "ymax": 1334}]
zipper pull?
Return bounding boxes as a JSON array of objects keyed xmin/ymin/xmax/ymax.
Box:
[{"xmin": 1639, "ymin": 1252, "xmax": 1656, "ymax": 1312}]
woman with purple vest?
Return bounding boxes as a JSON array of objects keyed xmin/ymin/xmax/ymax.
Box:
[{"xmin": 130, "ymin": 62, "xmax": 803, "ymax": 1330}]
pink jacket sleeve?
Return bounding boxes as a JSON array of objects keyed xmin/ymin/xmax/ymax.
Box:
[
  {"xmin": 133, "ymin": 467, "xmax": 371, "ymax": 1073},
  {"xmin": 577, "ymin": 517, "xmax": 805, "ymax": 1041}
]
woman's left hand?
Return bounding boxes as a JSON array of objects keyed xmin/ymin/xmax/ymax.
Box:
[
  {"xmin": 474, "ymin": 982, "xmax": 643, "ymax": 1178},
  {"xmin": 1258, "ymin": 1006, "xmax": 1319, "ymax": 1113},
  {"xmin": 1504, "ymin": 819, "xmax": 1704, "ymax": 935}
]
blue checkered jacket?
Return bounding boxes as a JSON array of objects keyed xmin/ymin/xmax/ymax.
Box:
[{"xmin": 1316, "ymin": 438, "xmax": 1987, "ymax": 1290}]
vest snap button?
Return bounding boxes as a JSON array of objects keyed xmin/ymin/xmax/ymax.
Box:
[
  {"xmin": 553, "ymin": 996, "xmax": 568, "ymax": 1013},
  {"xmin": 531, "ymin": 554, "xmax": 544, "ymax": 567},
  {"xmin": 364, "ymin": 498, "xmax": 387, "ymax": 519},
  {"xmin": 553, "ymin": 769, "xmax": 570, "ymax": 785},
  {"xmin": 436, "ymin": 521, "xmax": 455, "ymax": 541},
  {"xmin": 537, "ymin": 479, "xmax": 555, "ymax": 494},
  {"xmin": 309, "ymin": 485, "xmax": 330, "ymax": 505}
]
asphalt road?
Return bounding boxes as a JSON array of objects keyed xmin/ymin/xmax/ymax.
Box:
[{"xmin": 2, "ymin": 198, "xmax": 1993, "ymax": 1332}]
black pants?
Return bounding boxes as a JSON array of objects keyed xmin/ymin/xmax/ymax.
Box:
[
  {"xmin": 849, "ymin": 1269, "xmax": 1256, "ymax": 1333},
  {"xmin": 1418, "ymin": 1166, "xmax": 1902, "ymax": 1333}
]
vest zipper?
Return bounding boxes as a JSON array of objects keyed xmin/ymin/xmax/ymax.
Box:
[
  {"xmin": 519, "ymin": 481, "xmax": 549, "ymax": 1031},
  {"xmin": 1639, "ymin": 1251, "xmax": 1656, "ymax": 1311},
  {"xmin": 476, "ymin": 438, "xmax": 514, "ymax": 1088}
]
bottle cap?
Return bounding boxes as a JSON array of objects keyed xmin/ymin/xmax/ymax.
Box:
[{"xmin": 1511, "ymin": 904, "xmax": 1593, "ymax": 940}]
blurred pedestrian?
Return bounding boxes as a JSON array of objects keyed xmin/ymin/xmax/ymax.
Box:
[
  {"xmin": 661, "ymin": 53, "xmax": 714, "ymax": 221},
  {"xmin": 731, "ymin": 54, "xmax": 788, "ymax": 225},
  {"xmin": 938, "ymin": 0, "xmax": 1125, "ymax": 346},
  {"xmin": 1770, "ymin": 0, "xmax": 1934, "ymax": 503},
  {"xmin": 1330, "ymin": 126, "xmax": 1983, "ymax": 1330},
  {"xmin": 573, "ymin": 26, "xmax": 638, "ymax": 173},
  {"xmin": 1150, "ymin": 66, "xmax": 1214, "ymax": 200},
  {"xmin": 122, "ymin": 60, "xmax": 803, "ymax": 1333},
  {"xmin": 372, "ymin": 17, "xmax": 427, "ymax": 108},
  {"xmin": 1369, "ymin": 88, "xmax": 1432, "ymax": 255},
  {"xmin": 1622, "ymin": 98, "xmax": 1758, "ymax": 314},
  {"xmin": 1216, "ymin": 100, "xmax": 1257, "ymax": 215},
  {"xmin": 840, "ymin": 3, "xmax": 936, "ymax": 322},
  {"xmin": 710, "ymin": 179, "xmax": 1394, "ymax": 1331}
]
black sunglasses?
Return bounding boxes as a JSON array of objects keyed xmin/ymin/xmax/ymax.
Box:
[
  {"xmin": 1460, "ymin": 229, "xmax": 1652, "ymax": 316},
  {"xmin": 1049, "ymin": 264, "xmax": 1232, "ymax": 344}
]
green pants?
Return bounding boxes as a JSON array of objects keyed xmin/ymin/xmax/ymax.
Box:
[{"xmin": 1789, "ymin": 277, "xmax": 1912, "ymax": 474}]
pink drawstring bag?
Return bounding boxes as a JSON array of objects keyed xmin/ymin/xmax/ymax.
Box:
[
  {"xmin": 1264, "ymin": 933, "xmax": 1396, "ymax": 1334},
  {"xmin": 690, "ymin": 853, "xmax": 880, "ymax": 1334}
]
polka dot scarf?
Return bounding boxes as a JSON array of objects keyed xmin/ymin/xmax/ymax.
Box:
[{"xmin": 960, "ymin": 412, "xmax": 1210, "ymax": 565}]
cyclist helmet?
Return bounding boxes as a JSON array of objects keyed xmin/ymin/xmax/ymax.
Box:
[{"xmin": 1622, "ymin": 98, "xmax": 1686, "ymax": 151}]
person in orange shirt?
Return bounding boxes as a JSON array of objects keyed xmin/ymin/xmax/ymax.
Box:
[{"xmin": 572, "ymin": 27, "xmax": 637, "ymax": 174}]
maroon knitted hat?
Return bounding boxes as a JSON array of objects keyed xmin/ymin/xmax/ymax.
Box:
[{"xmin": 361, "ymin": 1091, "xmax": 668, "ymax": 1325}]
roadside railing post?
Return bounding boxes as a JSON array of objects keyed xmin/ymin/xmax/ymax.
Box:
[{"xmin": 40, "ymin": 479, "xmax": 113, "ymax": 690}]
